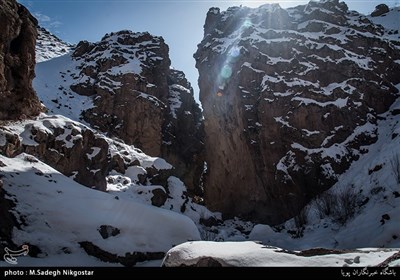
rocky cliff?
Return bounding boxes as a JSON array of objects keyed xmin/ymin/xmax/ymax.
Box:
[
  {"xmin": 195, "ymin": 0, "xmax": 400, "ymax": 224},
  {"xmin": 0, "ymin": 0, "xmax": 42, "ymax": 120},
  {"xmin": 34, "ymin": 30, "xmax": 204, "ymax": 194},
  {"xmin": 0, "ymin": 4, "xmax": 212, "ymax": 260}
]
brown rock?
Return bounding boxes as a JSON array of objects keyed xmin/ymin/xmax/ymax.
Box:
[
  {"xmin": 79, "ymin": 241, "xmax": 164, "ymax": 267},
  {"xmin": 151, "ymin": 188, "xmax": 168, "ymax": 207},
  {"xmin": 195, "ymin": 2, "xmax": 400, "ymax": 224},
  {"xmin": 371, "ymin": 4, "xmax": 390, "ymax": 17},
  {"xmin": 69, "ymin": 30, "xmax": 204, "ymax": 195},
  {"xmin": 0, "ymin": 0, "xmax": 42, "ymax": 120},
  {"xmin": 0, "ymin": 118, "xmax": 111, "ymax": 191}
]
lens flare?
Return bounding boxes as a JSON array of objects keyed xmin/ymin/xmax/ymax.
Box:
[
  {"xmin": 229, "ymin": 46, "xmax": 241, "ymax": 58},
  {"xmin": 215, "ymin": 17, "xmax": 253, "ymax": 96},
  {"xmin": 243, "ymin": 19, "xmax": 252, "ymax": 28},
  {"xmin": 221, "ymin": 65, "xmax": 233, "ymax": 79}
]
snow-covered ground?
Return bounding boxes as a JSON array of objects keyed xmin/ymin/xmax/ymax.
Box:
[
  {"xmin": 34, "ymin": 54, "xmax": 94, "ymax": 123},
  {"xmin": 0, "ymin": 111, "xmax": 216, "ymax": 266},
  {"xmin": 0, "ymin": 153, "xmax": 200, "ymax": 266},
  {"xmin": 36, "ymin": 27, "xmax": 73, "ymax": 63}
]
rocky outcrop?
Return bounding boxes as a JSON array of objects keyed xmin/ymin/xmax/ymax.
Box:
[
  {"xmin": 163, "ymin": 69, "xmax": 205, "ymax": 195},
  {"xmin": 38, "ymin": 30, "xmax": 204, "ymax": 194},
  {"xmin": 195, "ymin": 0, "xmax": 400, "ymax": 224},
  {"xmin": 0, "ymin": 116, "xmax": 109, "ymax": 190},
  {"xmin": 0, "ymin": 0, "xmax": 42, "ymax": 120},
  {"xmin": 79, "ymin": 241, "xmax": 164, "ymax": 267},
  {"xmin": 72, "ymin": 31, "xmax": 171, "ymax": 156},
  {"xmin": 371, "ymin": 4, "xmax": 389, "ymax": 17},
  {"xmin": 0, "ymin": 114, "xmax": 173, "ymax": 194}
]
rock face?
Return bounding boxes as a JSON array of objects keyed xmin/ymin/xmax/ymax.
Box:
[
  {"xmin": 195, "ymin": 0, "xmax": 400, "ymax": 224},
  {"xmin": 0, "ymin": 114, "xmax": 172, "ymax": 193},
  {"xmin": 371, "ymin": 4, "xmax": 389, "ymax": 17},
  {"xmin": 0, "ymin": 0, "xmax": 42, "ymax": 120},
  {"xmin": 37, "ymin": 30, "xmax": 204, "ymax": 194}
]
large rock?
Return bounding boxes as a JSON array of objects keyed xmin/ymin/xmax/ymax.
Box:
[
  {"xmin": 0, "ymin": 115, "xmax": 172, "ymax": 192},
  {"xmin": 195, "ymin": 1, "xmax": 400, "ymax": 224},
  {"xmin": 0, "ymin": 0, "xmax": 42, "ymax": 120},
  {"xmin": 41, "ymin": 30, "xmax": 204, "ymax": 194},
  {"xmin": 371, "ymin": 4, "xmax": 389, "ymax": 17}
]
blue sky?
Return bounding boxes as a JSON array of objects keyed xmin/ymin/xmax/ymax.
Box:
[{"xmin": 18, "ymin": 0, "xmax": 399, "ymax": 100}]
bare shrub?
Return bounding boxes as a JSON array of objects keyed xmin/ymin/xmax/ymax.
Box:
[
  {"xmin": 314, "ymin": 192, "xmax": 337, "ymax": 218},
  {"xmin": 314, "ymin": 187, "xmax": 357, "ymax": 225},
  {"xmin": 293, "ymin": 206, "xmax": 309, "ymax": 238},
  {"xmin": 335, "ymin": 188, "xmax": 358, "ymax": 225}
]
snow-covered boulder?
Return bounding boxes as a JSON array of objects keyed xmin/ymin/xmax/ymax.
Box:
[{"xmin": 163, "ymin": 241, "xmax": 400, "ymax": 267}]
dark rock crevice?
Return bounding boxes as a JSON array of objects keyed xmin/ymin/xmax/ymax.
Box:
[{"xmin": 79, "ymin": 241, "xmax": 164, "ymax": 267}]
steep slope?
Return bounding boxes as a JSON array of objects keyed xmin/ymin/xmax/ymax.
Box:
[
  {"xmin": 195, "ymin": 35, "xmax": 400, "ymax": 253},
  {"xmin": 0, "ymin": 113, "xmax": 214, "ymax": 222},
  {"xmin": 195, "ymin": 0, "xmax": 400, "ymax": 224},
  {"xmin": 0, "ymin": 153, "xmax": 200, "ymax": 266},
  {"xmin": 249, "ymin": 91, "xmax": 400, "ymax": 250},
  {"xmin": 0, "ymin": 0, "xmax": 42, "ymax": 120},
  {"xmin": 368, "ymin": 5, "xmax": 400, "ymax": 42},
  {"xmin": 34, "ymin": 30, "xmax": 204, "ymax": 194},
  {"xmin": 36, "ymin": 26, "xmax": 73, "ymax": 63},
  {"xmin": 0, "ymin": 2, "xmax": 211, "ymax": 266}
]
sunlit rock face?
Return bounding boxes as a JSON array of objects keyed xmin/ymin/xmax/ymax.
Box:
[
  {"xmin": 195, "ymin": 0, "xmax": 400, "ymax": 224},
  {"xmin": 0, "ymin": 0, "xmax": 42, "ymax": 120},
  {"xmin": 39, "ymin": 30, "xmax": 204, "ymax": 194}
]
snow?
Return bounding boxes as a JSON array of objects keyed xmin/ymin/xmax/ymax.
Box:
[
  {"xmin": 292, "ymin": 96, "xmax": 348, "ymax": 108},
  {"xmin": 274, "ymin": 116, "xmax": 293, "ymax": 128},
  {"xmin": 34, "ymin": 54, "xmax": 94, "ymax": 123},
  {"xmin": 258, "ymin": 3, "xmax": 281, "ymax": 13},
  {"xmin": 163, "ymin": 241, "xmax": 398, "ymax": 267},
  {"xmin": 168, "ymin": 86, "xmax": 183, "ymax": 119},
  {"xmin": 3, "ymin": 114, "xmax": 87, "ymax": 152},
  {"xmin": 241, "ymin": 62, "xmax": 264, "ymax": 73},
  {"xmin": 291, "ymin": 120, "xmax": 374, "ymax": 162},
  {"xmin": 302, "ymin": 129, "xmax": 320, "ymax": 136},
  {"xmin": 105, "ymin": 137, "xmax": 172, "ymax": 172},
  {"xmin": 108, "ymin": 57, "xmax": 142, "ymax": 76},
  {"xmin": 36, "ymin": 28, "xmax": 73, "ymax": 63},
  {"xmin": 86, "ymin": 147, "xmax": 101, "ymax": 160},
  {"xmin": 138, "ymin": 92, "xmax": 164, "ymax": 108},
  {"xmin": 0, "ymin": 154, "xmax": 200, "ymax": 265},
  {"xmin": 18, "ymin": 2, "xmax": 400, "ymax": 267},
  {"xmin": 368, "ymin": 7, "xmax": 400, "ymax": 31},
  {"xmin": 247, "ymin": 96, "xmax": 400, "ymax": 251}
]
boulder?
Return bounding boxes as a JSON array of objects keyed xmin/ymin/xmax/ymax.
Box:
[{"xmin": 371, "ymin": 4, "xmax": 390, "ymax": 17}]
